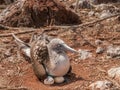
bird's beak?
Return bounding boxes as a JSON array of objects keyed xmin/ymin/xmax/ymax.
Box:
[{"xmin": 63, "ymin": 44, "xmax": 78, "ymax": 53}]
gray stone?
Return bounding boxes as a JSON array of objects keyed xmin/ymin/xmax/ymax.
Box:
[
  {"xmin": 100, "ymin": 10, "xmax": 112, "ymax": 19},
  {"xmin": 88, "ymin": 11, "xmax": 95, "ymax": 16},
  {"xmin": 108, "ymin": 67, "xmax": 120, "ymax": 78},
  {"xmin": 70, "ymin": 0, "xmax": 93, "ymax": 9},
  {"xmin": 95, "ymin": 4, "xmax": 108, "ymax": 11},
  {"xmin": 96, "ymin": 47, "xmax": 104, "ymax": 54},
  {"xmin": 78, "ymin": 49, "xmax": 92, "ymax": 60},
  {"xmin": 89, "ymin": 80, "xmax": 113, "ymax": 90},
  {"xmin": 107, "ymin": 45, "xmax": 120, "ymax": 58},
  {"xmin": 95, "ymin": 39, "xmax": 102, "ymax": 45}
]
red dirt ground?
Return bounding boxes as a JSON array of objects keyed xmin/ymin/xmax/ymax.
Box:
[{"xmin": 0, "ymin": 1, "xmax": 120, "ymax": 90}]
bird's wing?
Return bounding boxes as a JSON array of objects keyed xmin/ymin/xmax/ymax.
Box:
[
  {"xmin": 30, "ymin": 35, "xmax": 49, "ymax": 79},
  {"xmin": 12, "ymin": 33, "xmax": 31, "ymax": 58}
]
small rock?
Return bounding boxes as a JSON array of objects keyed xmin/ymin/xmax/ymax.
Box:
[
  {"xmin": 95, "ymin": 23, "xmax": 104, "ymax": 30},
  {"xmin": 107, "ymin": 45, "xmax": 120, "ymax": 58},
  {"xmin": 100, "ymin": 10, "xmax": 112, "ymax": 19},
  {"xmin": 4, "ymin": 49, "xmax": 12, "ymax": 57},
  {"xmin": 6, "ymin": 56, "xmax": 15, "ymax": 63},
  {"xmin": 88, "ymin": 11, "xmax": 95, "ymax": 16},
  {"xmin": 108, "ymin": 67, "xmax": 120, "ymax": 84},
  {"xmin": 95, "ymin": 39, "xmax": 102, "ymax": 45},
  {"xmin": 95, "ymin": 4, "xmax": 108, "ymax": 11},
  {"xmin": 78, "ymin": 49, "xmax": 92, "ymax": 60},
  {"xmin": 114, "ymin": 21, "xmax": 120, "ymax": 32},
  {"xmin": 96, "ymin": 47, "xmax": 104, "ymax": 54},
  {"xmin": 70, "ymin": 0, "xmax": 93, "ymax": 9},
  {"xmin": 108, "ymin": 67, "xmax": 120, "ymax": 78},
  {"xmin": 89, "ymin": 80, "xmax": 113, "ymax": 90},
  {"xmin": 7, "ymin": 69, "xmax": 15, "ymax": 76}
]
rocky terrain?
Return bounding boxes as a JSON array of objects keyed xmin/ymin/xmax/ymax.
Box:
[{"xmin": 0, "ymin": 0, "xmax": 120, "ymax": 90}]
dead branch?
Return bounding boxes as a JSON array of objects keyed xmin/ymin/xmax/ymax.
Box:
[
  {"xmin": 96, "ymin": 67, "xmax": 106, "ymax": 73},
  {"xmin": 0, "ymin": 86, "xmax": 28, "ymax": 90},
  {"xmin": 0, "ymin": 13, "xmax": 119, "ymax": 37},
  {"xmin": 74, "ymin": 0, "xmax": 79, "ymax": 12},
  {"xmin": 0, "ymin": 24, "xmax": 11, "ymax": 30},
  {"xmin": 0, "ymin": 27, "xmax": 59, "ymax": 37},
  {"xmin": 0, "ymin": 29, "xmax": 36, "ymax": 37}
]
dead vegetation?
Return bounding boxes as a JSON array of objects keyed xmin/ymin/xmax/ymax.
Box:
[{"xmin": 0, "ymin": 0, "xmax": 81, "ymax": 27}]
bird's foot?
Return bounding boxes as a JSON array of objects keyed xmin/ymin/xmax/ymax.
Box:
[
  {"xmin": 44, "ymin": 76, "xmax": 54, "ymax": 85},
  {"xmin": 54, "ymin": 76, "xmax": 65, "ymax": 84}
]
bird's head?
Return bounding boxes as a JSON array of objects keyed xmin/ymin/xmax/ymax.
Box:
[{"xmin": 47, "ymin": 38, "xmax": 78, "ymax": 53}]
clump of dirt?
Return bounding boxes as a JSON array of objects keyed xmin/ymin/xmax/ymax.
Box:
[{"xmin": 0, "ymin": 0, "xmax": 81, "ymax": 27}]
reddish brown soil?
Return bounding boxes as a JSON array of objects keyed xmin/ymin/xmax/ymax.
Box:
[
  {"xmin": 0, "ymin": 1, "xmax": 120, "ymax": 90},
  {"xmin": 0, "ymin": 0, "xmax": 81, "ymax": 27}
]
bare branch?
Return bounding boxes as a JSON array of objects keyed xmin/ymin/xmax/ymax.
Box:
[
  {"xmin": 0, "ymin": 13, "xmax": 119, "ymax": 37},
  {"xmin": 0, "ymin": 24, "xmax": 10, "ymax": 30},
  {"xmin": 0, "ymin": 29, "xmax": 36, "ymax": 37},
  {"xmin": 74, "ymin": 0, "xmax": 79, "ymax": 12}
]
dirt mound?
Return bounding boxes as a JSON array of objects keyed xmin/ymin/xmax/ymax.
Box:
[{"xmin": 0, "ymin": 0, "xmax": 81, "ymax": 27}]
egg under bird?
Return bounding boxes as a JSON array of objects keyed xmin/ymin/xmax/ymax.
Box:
[{"xmin": 12, "ymin": 33, "xmax": 78, "ymax": 85}]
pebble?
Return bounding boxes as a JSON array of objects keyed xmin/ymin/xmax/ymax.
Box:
[
  {"xmin": 108, "ymin": 67, "xmax": 120, "ymax": 78},
  {"xmin": 100, "ymin": 10, "xmax": 112, "ymax": 19},
  {"xmin": 78, "ymin": 49, "xmax": 92, "ymax": 60},
  {"xmin": 88, "ymin": 11, "xmax": 95, "ymax": 16},
  {"xmin": 70, "ymin": 0, "xmax": 93, "ymax": 9},
  {"xmin": 96, "ymin": 47, "xmax": 104, "ymax": 54},
  {"xmin": 95, "ymin": 39, "xmax": 102, "ymax": 45},
  {"xmin": 89, "ymin": 80, "xmax": 113, "ymax": 90},
  {"xmin": 107, "ymin": 45, "xmax": 120, "ymax": 58}
]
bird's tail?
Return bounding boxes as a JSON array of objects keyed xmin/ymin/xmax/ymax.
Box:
[{"xmin": 12, "ymin": 33, "xmax": 31, "ymax": 58}]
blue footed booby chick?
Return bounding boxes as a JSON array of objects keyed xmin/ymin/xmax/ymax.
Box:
[{"xmin": 12, "ymin": 33, "xmax": 78, "ymax": 85}]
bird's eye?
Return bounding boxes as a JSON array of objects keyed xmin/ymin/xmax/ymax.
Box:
[{"xmin": 57, "ymin": 44, "xmax": 62, "ymax": 47}]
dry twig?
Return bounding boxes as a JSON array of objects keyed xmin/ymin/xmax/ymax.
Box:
[
  {"xmin": 0, "ymin": 24, "xmax": 11, "ymax": 30},
  {"xmin": 0, "ymin": 29, "xmax": 37, "ymax": 37},
  {"xmin": 0, "ymin": 13, "xmax": 119, "ymax": 37},
  {"xmin": 0, "ymin": 27, "xmax": 59, "ymax": 37},
  {"xmin": 74, "ymin": 0, "xmax": 79, "ymax": 12},
  {"xmin": 0, "ymin": 86, "xmax": 28, "ymax": 90}
]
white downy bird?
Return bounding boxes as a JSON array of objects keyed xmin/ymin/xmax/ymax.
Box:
[{"xmin": 12, "ymin": 33, "xmax": 78, "ymax": 85}]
